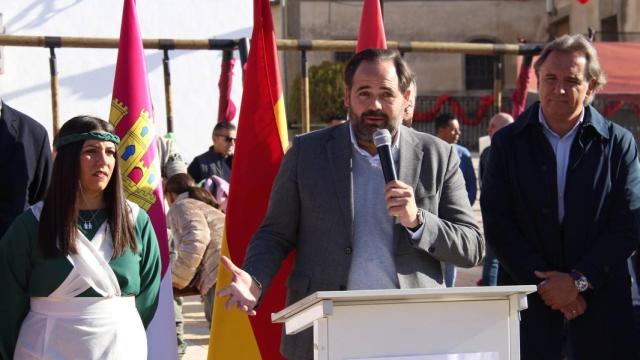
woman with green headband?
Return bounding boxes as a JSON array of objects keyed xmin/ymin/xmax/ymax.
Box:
[{"xmin": 0, "ymin": 115, "xmax": 161, "ymax": 359}]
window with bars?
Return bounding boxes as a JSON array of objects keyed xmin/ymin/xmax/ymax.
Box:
[
  {"xmin": 465, "ymin": 39, "xmax": 496, "ymax": 90},
  {"xmin": 600, "ymin": 16, "xmax": 619, "ymax": 42}
]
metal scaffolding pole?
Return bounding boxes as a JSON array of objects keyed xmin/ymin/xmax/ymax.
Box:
[
  {"xmin": 300, "ymin": 49, "xmax": 310, "ymax": 134},
  {"xmin": 0, "ymin": 35, "xmax": 542, "ymax": 55},
  {"xmin": 162, "ymin": 48, "xmax": 174, "ymax": 133},
  {"xmin": 0, "ymin": 34, "xmax": 544, "ymax": 135}
]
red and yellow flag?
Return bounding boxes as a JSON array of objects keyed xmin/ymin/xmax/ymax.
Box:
[
  {"xmin": 109, "ymin": 1, "xmax": 177, "ymax": 359},
  {"xmin": 208, "ymin": 0, "xmax": 290, "ymax": 358}
]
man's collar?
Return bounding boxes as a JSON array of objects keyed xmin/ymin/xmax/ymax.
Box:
[
  {"xmin": 582, "ymin": 105, "xmax": 610, "ymax": 139},
  {"xmin": 538, "ymin": 106, "xmax": 584, "ymax": 139},
  {"xmin": 513, "ymin": 101, "xmax": 609, "ymax": 139}
]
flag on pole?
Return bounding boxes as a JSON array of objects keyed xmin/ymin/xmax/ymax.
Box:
[
  {"xmin": 511, "ymin": 55, "xmax": 533, "ymax": 119},
  {"xmin": 217, "ymin": 50, "xmax": 238, "ymax": 123},
  {"xmin": 109, "ymin": 1, "xmax": 177, "ymax": 359},
  {"xmin": 356, "ymin": 0, "xmax": 387, "ymax": 52},
  {"xmin": 208, "ymin": 0, "xmax": 290, "ymax": 358}
]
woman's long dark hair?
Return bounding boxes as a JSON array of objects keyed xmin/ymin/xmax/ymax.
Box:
[
  {"xmin": 165, "ymin": 173, "xmax": 218, "ymax": 208},
  {"xmin": 39, "ymin": 115, "xmax": 137, "ymax": 258}
]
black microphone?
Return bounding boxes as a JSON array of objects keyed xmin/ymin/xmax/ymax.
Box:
[{"xmin": 373, "ymin": 129, "xmax": 398, "ymax": 183}]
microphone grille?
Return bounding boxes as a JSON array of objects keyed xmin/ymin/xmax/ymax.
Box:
[{"xmin": 373, "ymin": 129, "xmax": 392, "ymax": 147}]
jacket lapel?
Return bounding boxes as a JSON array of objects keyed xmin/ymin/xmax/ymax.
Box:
[
  {"xmin": 394, "ymin": 127, "xmax": 423, "ymax": 251},
  {"xmin": 398, "ymin": 126, "xmax": 423, "ymax": 190},
  {"xmin": 326, "ymin": 124, "xmax": 353, "ymax": 241}
]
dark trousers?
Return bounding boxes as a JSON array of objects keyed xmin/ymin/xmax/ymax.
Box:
[{"xmin": 520, "ymin": 292, "xmax": 639, "ymax": 360}]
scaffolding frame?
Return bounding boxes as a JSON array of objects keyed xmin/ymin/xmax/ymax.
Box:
[{"xmin": 0, "ymin": 34, "xmax": 542, "ymax": 134}]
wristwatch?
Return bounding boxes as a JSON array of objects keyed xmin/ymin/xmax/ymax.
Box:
[
  {"xmin": 569, "ymin": 270, "xmax": 590, "ymax": 292},
  {"xmin": 408, "ymin": 208, "xmax": 425, "ymax": 232}
]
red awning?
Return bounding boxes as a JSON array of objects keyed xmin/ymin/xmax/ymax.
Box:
[{"xmin": 521, "ymin": 42, "xmax": 640, "ymax": 101}]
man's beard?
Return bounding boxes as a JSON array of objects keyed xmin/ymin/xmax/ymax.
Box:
[{"xmin": 349, "ymin": 109, "xmax": 399, "ymax": 143}]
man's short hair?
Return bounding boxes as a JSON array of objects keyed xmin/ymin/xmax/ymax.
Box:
[
  {"xmin": 212, "ymin": 121, "xmax": 237, "ymax": 137},
  {"xmin": 434, "ymin": 113, "xmax": 457, "ymax": 130},
  {"xmin": 533, "ymin": 34, "xmax": 606, "ymax": 105},
  {"xmin": 344, "ymin": 49, "xmax": 414, "ymax": 94}
]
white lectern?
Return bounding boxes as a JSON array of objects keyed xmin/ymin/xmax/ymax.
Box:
[{"xmin": 272, "ymin": 286, "xmax": 536, "ymax": 360}]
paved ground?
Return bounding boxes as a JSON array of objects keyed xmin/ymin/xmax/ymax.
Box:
[
  {"xmin": 183, "ymin": 296, "xmax": 211, "ymax": 359},
  {"xmin": 182, "ymin": 153, "xmax": 486, "ymax": 359}
]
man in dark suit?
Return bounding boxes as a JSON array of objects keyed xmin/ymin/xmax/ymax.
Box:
[
  {"xmin": 218, "ymin": 49, "xmax": 484, "ymax": 359},
  {"xmin": 0, "ymin": 101, "xmax": 52, "ymax": 238},
  {"xmin": 187, "ymin": 121, "xmax": 235, "ymax": 183},
  {"xmin": 481, "ymin": 34, "xmax": 640, "ymax": 359}
]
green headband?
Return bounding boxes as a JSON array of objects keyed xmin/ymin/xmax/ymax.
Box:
[{"xmin": 54, "ymin": 131, "xmax": 121, "ymax": 149}]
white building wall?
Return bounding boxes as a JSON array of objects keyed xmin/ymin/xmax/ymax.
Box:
[{"xmin": 0, "ymin": 0, "xmax": 252, "ymax": 162}]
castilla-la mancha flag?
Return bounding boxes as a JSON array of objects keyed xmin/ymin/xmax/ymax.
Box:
[
  {"xmin": 109, "ymin": 1, "xmax": 177, "ymax": 359},
  {"xmin": 208, "ymin": 0, "xmax": 290, "ymax": 359}
]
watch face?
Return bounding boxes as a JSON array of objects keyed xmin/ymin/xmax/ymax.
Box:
[{"xmin": 575, "ymin": 278, "xmax": 589, "ymax": 292}]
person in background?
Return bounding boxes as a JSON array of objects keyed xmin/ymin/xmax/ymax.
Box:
[
  {"xmin": 324, "ymin": 113, "xmax": 347, "ymax": 127},
  {"xmin": 165, "ymin": 173, "xmax": 224, "ymax": 329},
  {"xmin": 481, "ymin": 34, "xmax": 640, "ymax": 359},
  {"xmin": 156, "ymin": 133, "xmax": 189, "ymax": 359},
  {"xmin": 0, "ymin": 100, "xmax": 52, "ymax": 238},
  {"xmin": 157, "ymin": 133, "xmax": 187, "ymax": 181},
  {"xmin": 188, "ymin": 122, "xmax": 236, "ymax": 183},
  {"xmin": 0, "ymin": 115, "xmax": 161, "ymax": 359},
  {"xmin": 402, "ymin": 79, "xmax": 417, "ymax": 127},
  {"xmin": 478, "ymin": 112, "xmax": 513, "ymax": 286},
  {"xmin": 434, "ymin": 113, "xmax": 477, "ymax": 287}
]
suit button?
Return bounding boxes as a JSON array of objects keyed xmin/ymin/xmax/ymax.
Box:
[
  {"xmin": 339, "ymin": 285, "xmax": 347, "ymax": 291},
  {"xmin": 428, "ymin": 246, "xmax": 436, "ymax": 253},
  {"xmin": 345, "ymin": 246, "xmax": 352, "ymax": 255},
  {"xmin": 541, "ymin": 165, "xmax": 548, "ymax": 172},
  {"xmin": 541, "ymin": 207, "xmax": 550, "ymax": 215}
]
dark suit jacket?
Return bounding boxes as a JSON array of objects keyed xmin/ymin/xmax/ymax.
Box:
[
  {"xmin": 0, "ymin": 103, "xmax": 51, "ymax": 238},
  {"xmin": 481, "ymin": 102, "xmax": 640, "ymax": 359},
  {"xmin": 244, "ymin": 123, "xmax": 483, "ymax": 359}
]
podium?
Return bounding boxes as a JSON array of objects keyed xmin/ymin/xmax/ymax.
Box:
[{"xmin": 272, "ymin": 286, "xmax": 536, "ymax": 360}]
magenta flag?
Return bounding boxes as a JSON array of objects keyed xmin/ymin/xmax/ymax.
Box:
[{"xmin": 109, "ymin": 1, "xmax": 177, "ymax": 358}]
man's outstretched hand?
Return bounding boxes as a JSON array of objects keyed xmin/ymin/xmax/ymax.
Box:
[{"xmin": 217, "ymin": 256, "xmax": 262, "ymax": 316}]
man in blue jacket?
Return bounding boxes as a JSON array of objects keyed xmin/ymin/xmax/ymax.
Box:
[
  {"xmin": 435, "ymin": 113, "xmax": 477, "ymax": 287},
  {"xmin": 481, "ymin": 34, "xmax": 640, "ymax": 359}
]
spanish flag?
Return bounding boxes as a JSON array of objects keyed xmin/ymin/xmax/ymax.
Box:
[
  {"xmin": 109, "ymin": 1, "xmax": 177, "ymax": 358},
  {"xmin": 208, "ymin": 0, "xmax": 289, "ymax": 358}
]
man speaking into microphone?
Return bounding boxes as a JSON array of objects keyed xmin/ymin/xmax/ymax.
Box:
[{"xmin": 219, "ymin": 49, "xmax": 484, "ymax": 359}]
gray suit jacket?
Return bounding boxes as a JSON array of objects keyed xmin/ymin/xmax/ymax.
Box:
[{"xmin": 243, "ymin": 123, "xmax": 483, "ymax": 359}]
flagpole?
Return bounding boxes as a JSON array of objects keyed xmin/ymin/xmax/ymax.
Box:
[
  {"xmin": 493, "ymin": 55, "xmax": 503, "ymax": 113},
  {"xmin": 238, "ymin": 37, "xmax": 250, "ymax": 80},
  {"xmin": 162, "ymin": 49, "xmax": 174, "ymax": 133},
  {"xmin": 44, "ymin": 36, "xmax": 61, "ymax": 136},
  {"xmin": 300, "ymin": 49, "xmax": 310, "ymax": 133}
]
